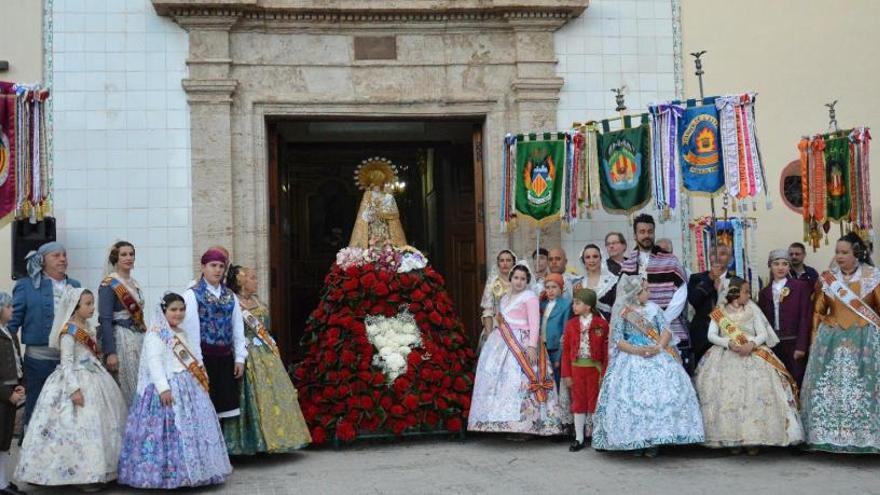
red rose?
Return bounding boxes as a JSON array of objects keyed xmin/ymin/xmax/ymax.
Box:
[
  {"xmin": 360, "ymin": 395, "xmax": 373, "ymax": 409},
  {"xmin": 338, "ymin": 369, "xmax": 352, "ymax": 381},
  {"xmin": 442, "ymin": 376, "xmax": 452, "ymax": 389},
  {"xmin": 360, "ymin": 273, "xmax": 377, "ymax": 289},
  {"xmin": 423, "ymin": 299, "xmax": 434, "ymax": 311},
  {"xmin": 374, "ymin": 283, "xmax": 389, "ymax": 297},
  {"xmin": 459, "ymin": 395, "xmax": 471, "ymax": 409},
  {"xmin": 380, "ymin": 396, "xmax": 393, "ymax": 411},
  {"xmin": 311, "ymin": 426, "xmax": 328, "ymax": 444},
  {"xmin": 392, "ymin": 377, "xmax": 411, "ymax": 394},
  {"xmin": 425, "ymin": 411, "xmax": 440, "ymax": 427},
  {"xmin": 347, "ymin": 396, "xmax": 360, "ymax": 410},
  {"xmin": 431, "ymin": 369, "xmax": 444, "ymax": 383},
  {"xmin": 418, "ymin": 367, "xmax": 432, "ymax": 381},
  {"xmin": 323, "ymin": 349, "xmax": 337, "ymax": 363},
  {"xmin": 327, "ymin": 371, "xmax": 339, "ymax": 383},
  {"xmin": 387, "ymin": 293, "xmax": 401, "ymax": 303},
  {"xmin": 454, "ymin": 376, "xmax": 469, "ymax": 392},
  {"xmin": 403, "ymin": 394, "xmax": 419, "ymax": 410},
  {"xmin": 445, "ymin": 417, "xmax": 462, "ymax": 432},
  {"xmin": 328, "ymin": 289, "xmax": 343, "ymax": 301},
  {"xmin": 405, "ymin": 415, "xmax": 418, "ymax": 427},
  {"xmin": 371, "ymin": 303, "xmax": 389, "ymax": 315},
  {"xmin": 362, "ymin": 263, "xmax": 375, "ymax": 272},
  {"xmin": 336, "ymin": 421, "xmax": 357, "ymax": 442},
  {"xmin": 408, "ymin": 302, "xmax": 422, "ymax": 313},
  {"xmin": 411, "ymin": 290, "xmax": 426, "ymax": 302},
  {"xmin": 436, "ymin": 397, "xmax": 448, "ymax": 410},
  {"xmin": 340, "ymin": 350, "xmax": 357, "ymax": 366},
  {"xmin": 452, "ymin": 362, "xmax": 462, "ymax": 373},
  {"xmin": 357, "ymin": 371, "xmax": 372, "ymax": 382},
  {"xmin": 345, "ymin": 265, "xmax": 360, "ymax": 277},
  {"xmin": 390, "ymin": 419, "xmax": 407, "ymax": 435},
  {"xmin": 332, "ymin": 402, "xmax": 346, "ymax": 415},
  {"xmin": 408, "ymin": 352, "xmax": 423, "ymax": 368},
  {"xmin": 322, "ymin": 385, "xmax": 336, "ymax": 400},
  {"xmin": 428, "ymin": 311, "xmax": 442, "ymax": 325},
  {"xmin": 342, "ymin": 279, "xmax": 359, "ymax": 291},
  {"xmin": 390, "ymin": 405, "xmax": 405, "ymax": 417}
]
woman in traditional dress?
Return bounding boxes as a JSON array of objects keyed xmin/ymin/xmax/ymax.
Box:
[
  {"xmin": 592, "ymin": 275, "xmax": 704, "ymax": 456},
  {"xmin": 572, "ymin": 244, "xmax": 617, "ymax": 320},
  {"xmin": 801, "ymin": 232, "xmax": 880, "ymax": 454},
  {"xmin": 223, "ymin": 265, "xmax": 311, "ymax": 455},
  {"xmin": 16, "ymin": 288, "xmax": 127, "ymax": 488},
  {"xmin": 468, "ymin": 261, "xmax": 563, "ymax": 436},
  {"xmin": 695, "ymin": 276, "xmax": 803, "ymax": 454},
  {"xmin": 98, "ymin": 240, "xmax": 146, "ymax": 407},
  {"xmin": 118, "ymin": 293, "xmax": 231, "ymax": 489},
  {"xmin": 757, "ymin": 249, "xmax": 812, "ymax": 387},
  {"xmin": 478, "ymin": 250, "xmax": 516, "ymax": 351}
]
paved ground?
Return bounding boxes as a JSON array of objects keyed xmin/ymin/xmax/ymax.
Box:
[{"xmin": 9, "ymin": 435, "xmax": 880, "ymax": 494}]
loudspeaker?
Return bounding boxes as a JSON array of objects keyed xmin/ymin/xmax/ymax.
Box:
[{"xmin": 12, "ymin": 217, "xmax": 56, "ymax": 280}]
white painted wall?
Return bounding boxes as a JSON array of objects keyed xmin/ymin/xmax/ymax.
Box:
[
  {"xmin": 50, "ymin": 0, "xmax": 191, "ymax": 305},
  {"xmin": 555, "ymin": 0, "xmax": 681, "ymax": 268}
]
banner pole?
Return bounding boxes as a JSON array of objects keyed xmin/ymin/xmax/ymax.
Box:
[{"xmin": 691, "ymin": 50, "xmax": 720, "ymax": 260}]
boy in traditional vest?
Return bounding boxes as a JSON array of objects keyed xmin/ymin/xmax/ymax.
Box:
[{"xmin": 562, "ymin": 288, "xmax": 609, "ymax": 451}]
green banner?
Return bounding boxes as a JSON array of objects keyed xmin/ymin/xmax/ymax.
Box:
[
  {"xmin": 825, "ymin": 136, "xmax": 851, "ymax": 221},
  {"xmin": 514, "ymin": 134, "xmax": 566, "ymax": 225},
  {"xmin": 598, "ymin": 124, "xmax": 651, "ymax": 213}
]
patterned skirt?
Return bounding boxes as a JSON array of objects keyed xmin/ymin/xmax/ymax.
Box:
[
  {"xmin": 467, "ymin": 328, "xmax": 563, "ymax": 436},
  {"xmin": 801, "ymin": 323, "xmax": 880, "ymax": 454},
  {"xmin": 224, "ymin": 344, "xmax": 311, "ymax": 454},
  {"xmin": 118, "ymin": 372, "xmax": 232, "ymax": 489},
  {"xmin": 113, "ymin": 324, "xmax": 144, "ymax": 408}
]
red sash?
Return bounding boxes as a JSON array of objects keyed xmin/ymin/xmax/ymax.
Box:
[
  {"xmin": 102, "ymin": 276, "xmax": 146, "ymax": 332},
  {"xmin": 62, "ymin": 323, "xmax": 101, "ymax": 358},
  {"xmin": 495, "ymin": 313, "xmax": 554, "ymax": 403},
  {"xmin": 620, "ymin": 306, "xmax": 679, "ymax": 361}
]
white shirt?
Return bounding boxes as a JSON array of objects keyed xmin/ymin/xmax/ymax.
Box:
[{"xmin": 181, "ymin": 284, "xmax": 247, "ymax": 364}]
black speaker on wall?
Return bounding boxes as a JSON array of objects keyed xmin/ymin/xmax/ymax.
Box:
[{"xmin": 12, "ymin": 217, "xmax": 56, "ymax": 280}]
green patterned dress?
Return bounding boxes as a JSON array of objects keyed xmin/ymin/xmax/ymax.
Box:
[{"xmin": 224, "ymin": 300, "xmax": 311, "ymax": 454}]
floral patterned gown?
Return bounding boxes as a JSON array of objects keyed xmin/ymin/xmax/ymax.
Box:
[
  {"xmin": 224, "ymin": 300, "xmax": 311, "ymax": 454},
  {"xmin": 16, "ymin": 330, "xmax": 127, "ymax": 485},
  {"xmin": 801, "ymin": 266, "xmax": 880, "ymax": 454},
  {"xmin": 468, "ymin": 290, "xmax": 563, "ymax": 435},
  {"xmin": 592, "ymin": 302, "xmax": 704, "ymax": 450}
]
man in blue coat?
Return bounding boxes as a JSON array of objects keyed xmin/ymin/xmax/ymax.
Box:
[{"xmin": 8, "ymin": 242, "xmax": 80, "ymax": 426}]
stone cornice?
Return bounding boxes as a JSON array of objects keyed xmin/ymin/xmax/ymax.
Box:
[
  {"xmin": 152, "ymin": 0, "xmax": 588, "ymax": 26},
  {"xmin": 182, "ymin": 78, "xmax": 238, "ymax": 103}
]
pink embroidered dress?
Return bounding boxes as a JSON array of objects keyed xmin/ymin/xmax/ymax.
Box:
[{"xmin": 467, "ymin": 289, "xmax": 563, "ymax": 435}]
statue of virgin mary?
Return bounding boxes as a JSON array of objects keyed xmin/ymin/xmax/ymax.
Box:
[{"xmin": 348, "ymin": 157, "xmax": 407, "ymax": 249}]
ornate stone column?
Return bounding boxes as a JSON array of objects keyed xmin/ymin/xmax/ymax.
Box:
[{"xmin": 172, "ymin": 13, "xmax": 240, "ymax": 263}]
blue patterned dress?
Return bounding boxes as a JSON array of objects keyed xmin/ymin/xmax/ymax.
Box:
[{"xmin": 592, "ymin": 302, "xmax": 704, "ymax": 450}]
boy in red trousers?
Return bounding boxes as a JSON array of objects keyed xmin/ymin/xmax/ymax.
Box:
[{"xmin": 562, "ymin": 288, "xmax": 609, "ymax": 451}]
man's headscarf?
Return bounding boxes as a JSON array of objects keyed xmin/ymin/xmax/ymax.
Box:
[{"xmin": 24, "ymin": 241, "xmax": 65, "ymax": 289}]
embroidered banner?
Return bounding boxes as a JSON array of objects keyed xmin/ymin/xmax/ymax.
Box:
[
  {"xmin": 0, "ymin": 84, "xmax": 16, "ymax": 226},
  {"xmin": 513, "ymin": 133, "xmax": 567, "ymax": 225},
  {"xmin": 679, "ymin": 103, "xmax": 725, "ymax": 193},
  {"xmin": 824, "ymin": 136, "xmax": 851, "ymax": 221},
  {"xmin": 598, "ymin": 124, "xmax": 651, "ymax": 213}
]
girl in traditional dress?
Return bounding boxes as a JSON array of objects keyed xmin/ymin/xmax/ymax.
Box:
[
  {"xmin": 223, "ymin": 265, "xmax": 311, "ymax": 455},
  {"xmin": 15, "ymin": 288, "xmax": 127, "ymax": 488},
  {"xmin": 118, "ymin": 293, "xmax": 231, "ymax": 488},
  {"xmin": 98, "ymin": 240, "xmax": 146, "ymax": 407},
  {"xmin": 571, "ymin": 244, "xmax": 617, "ymax": 320},
  {"xmin": 592, "ymin": 275, "xmax": 704, "ymax": 456},
  {"xmin": 478, "ymin": 249, "xmax": 516, "ymax": 351},
  {"xmin": 695, "ymin": 277, "xmax": 803, "ymax": 454},
  {"xmin": 801, "ymin": 232, "xmax": 880, "ymax": 454},
  {"xmin": 468, "ymin": 261, "xmax": 563, "ymax": 436}
]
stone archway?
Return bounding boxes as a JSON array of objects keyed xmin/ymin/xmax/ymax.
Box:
[{"xmin": 151, "ymin": 0, "xmax": 588, "ymax": 296}]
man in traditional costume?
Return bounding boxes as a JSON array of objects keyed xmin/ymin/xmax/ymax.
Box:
[
  {"xmin": 182, "ymin": 249, "xmax": 246, "ymax": 421},
  {"xmin": 619, "ymin": 214, "xmax": 691, "ymax": 370},
  {"xmin": 8, "ymin": 242, "xmax": 81, "ymax": 426}
]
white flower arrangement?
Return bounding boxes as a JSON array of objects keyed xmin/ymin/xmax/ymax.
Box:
[{"xmin": 365, "ymin": 309, "xmax": 422, "ymax": 383}]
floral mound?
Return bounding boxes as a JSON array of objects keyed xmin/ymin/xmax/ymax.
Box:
[{"xmin": 292, "ymin": 257, "xmax": 476, "ymax": 444}]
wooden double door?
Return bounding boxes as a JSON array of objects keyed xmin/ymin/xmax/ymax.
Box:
[{"xmin": 267, "ymin": 120, "xmax": 486, "ymax": 364}]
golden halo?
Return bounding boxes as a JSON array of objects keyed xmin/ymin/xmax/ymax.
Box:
[{"xmin": 353, "ymin": 157, "xmax": 398, "ymax": 190}]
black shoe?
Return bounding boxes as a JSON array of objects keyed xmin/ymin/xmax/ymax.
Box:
[
  {"xmin": 569, "ymin": 440, "xmax": 586, "ymax": 452},
  {"xmin": 1, "ymin": 482, "xmax": 26, "ymax": 495}
]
